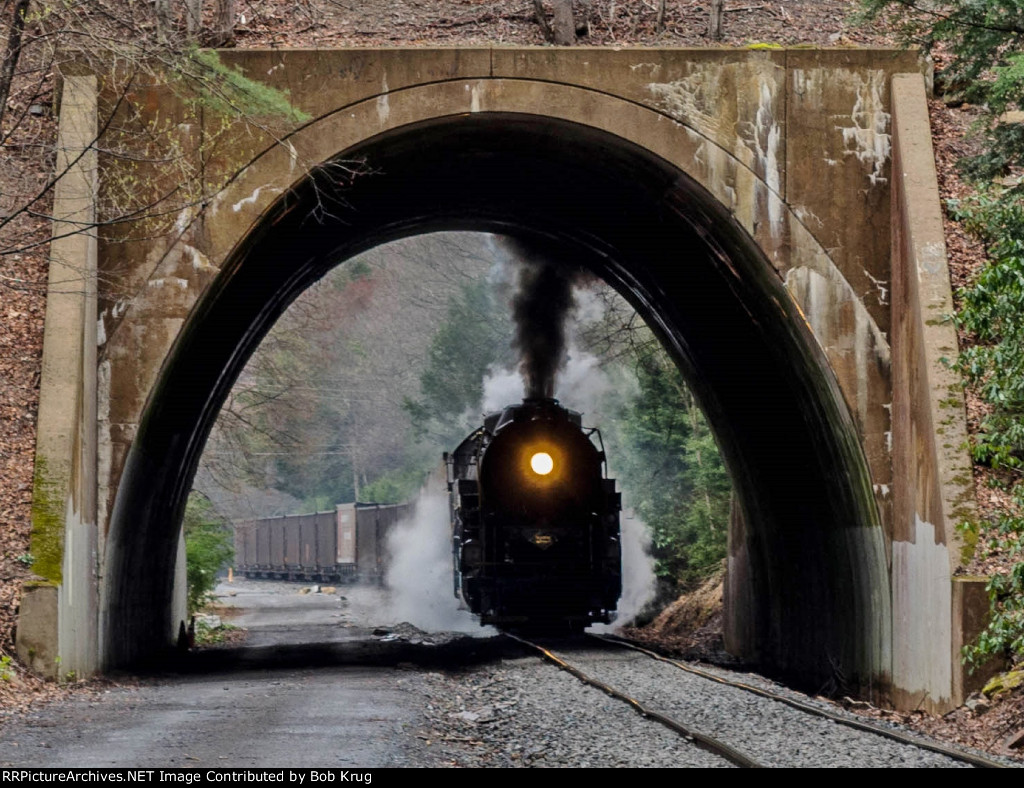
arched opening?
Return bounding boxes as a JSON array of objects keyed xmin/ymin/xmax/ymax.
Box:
[{"xmin": 103, "ymin": 113, "xmax": 889, "ymax": 693}]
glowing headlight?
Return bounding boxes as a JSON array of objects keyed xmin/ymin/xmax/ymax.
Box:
[{"xmin": 530, "ymin": 452, "xmax": 554, "ymax": 476}]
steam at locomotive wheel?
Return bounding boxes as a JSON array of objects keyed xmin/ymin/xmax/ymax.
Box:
[{"xmin": 446, "ymin": 397, "xmax": 622, "ymax": 634}]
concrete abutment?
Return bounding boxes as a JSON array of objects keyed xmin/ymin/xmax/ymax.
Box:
[{"xmin": 17, "ymin": 48, "xmax": 986, "ymax": 712}]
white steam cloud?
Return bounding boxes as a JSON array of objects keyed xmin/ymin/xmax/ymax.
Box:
[
  {"xmin": 481, "ymin": 365, "xmax": 523, "ymax": 412},
  {"xmin": 383, "ymin": 477, "xmax": 493, "ymax": 634},
  {"xmin": 591, "ymin": 511, "xmax": 657, "ymax": 631}
]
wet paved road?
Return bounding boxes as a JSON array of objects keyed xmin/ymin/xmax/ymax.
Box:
[
  {"xmin": 0, "ymin": 665, "xmax": 444, "ymax": 767},
  {"xmin": 0, "ymin": 581, "xmax": 446, "ymax": 768}
]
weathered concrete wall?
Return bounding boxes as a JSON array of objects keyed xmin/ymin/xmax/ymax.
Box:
[
  {"xmin": 889, "ymin": 73, "xmax": 982, "ymax": 712},
  {"xmin": 21, "ymin": 48, "xmax": 982, "ymax": 711},
  {"xmin": 17, "ymin": 75, "xmax": 99, "ymax": 679}
]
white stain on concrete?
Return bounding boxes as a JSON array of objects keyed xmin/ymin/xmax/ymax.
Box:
[
  {"xmin": 689, "ymin": 133, "xmax": 736, "ymax": 213},
  {"xmin": 793, "ymin": 204, "xmax": 824, "ymax": 228},
  {"xmin": 173, "ymin": 206, "xmax": 192, "ymax": 235},
  {"xmin": 231, "ymin": 185, "xmax": 280, "ymax": 214},
  {"xmin": 630, "ymin": 62, "xmax": 662, "ymax": 76},
  {"xmin": 96, "ymin": 357, "xmax": 111, "ymax": 552},
  {"xmin": 918, "ymin": 241, "xmax": 945, "ymax": 276},
  {"xmin": 183, "ymin": 244, "xmax": 215, "ymax": 272},
  {"xmin": 873, "ymin": 483, "xmax": 890, "ymax": 497},
  {"xmin": 753, "ymin": 80, "xmax": 782, "ymax": 236},
  {"xmin": 836, "ymin": 70, "xmax": 891, "ymax": 186},
  {"xmin": 892, "ymin": 515, "xmax": 952, "ymax": 704},
  {"xmin": 377, "ymin": 73, "xmax": 390, "ymax": 125},
  {"xmin": 468, "ymin": 83, "xmax": 481, "ymax": 113},
  {"xmin": 96, "ymin": 313, "xmax": 106, "ymax": 347},
  {"xmin": 855, "ymin": 297, "xmax": 870, "ymax": 420},
  {"xmin": 784, "ymin": 265, "xmax": 891, "ymax": 443},
  {"xmin": 785, "ymin": 265, "xmax": 891, "ymax": 363},
  {"xmin": 864, "ymin": 269, "xmax": 890, "ymax": 305},
  {"xmin": 147, "ymin": 277, "xmax": 189, "ymax": 290},
  {"xmin": 647, "ymin": 67, "xmax": 726, "ymax": 140},
  {"xmin": 648, "ymin": 64, "xmax": 782, "ymax": 237},
  {"xmin": 792, "ymin": 67, "xmax": 815, "ymax": 98}
]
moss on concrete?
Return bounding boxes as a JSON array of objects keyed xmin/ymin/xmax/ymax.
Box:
[
  {"xmin": 982, "ymin": 669, "xmax": 1024, "ymax": 698},
  {"xmin": 29, "ymin": 456, "xmax": 64, "ymax": 586},
  {"xmin": 956, "ymin": 518, "xmax": 980, "ymax": 564}
]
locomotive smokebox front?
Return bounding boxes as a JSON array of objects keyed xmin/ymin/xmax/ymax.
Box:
[{"xmin": 448, "ymin": 398, "xmax": 622, "ymax": 633}]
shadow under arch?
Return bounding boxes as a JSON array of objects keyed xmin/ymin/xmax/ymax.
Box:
[{"xmin": 103, "ymin": 112, "xmax": 891, "ymax": 694}]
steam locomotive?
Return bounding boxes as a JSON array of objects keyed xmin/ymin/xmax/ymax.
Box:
[{"xmin": 446, "ymin": 398, "xmax": 622, "ymax": 633}]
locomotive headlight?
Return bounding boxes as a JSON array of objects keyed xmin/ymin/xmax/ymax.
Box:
[{"xmin": 530, "ymin": 452, "xmax": 554, "ymax": 476}]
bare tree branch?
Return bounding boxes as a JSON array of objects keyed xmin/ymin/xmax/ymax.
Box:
[{"xmin": 0, "ymin": 0, "xmax": 31, "ymax": 132}]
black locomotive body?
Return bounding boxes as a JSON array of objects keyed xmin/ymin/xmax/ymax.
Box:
[{"xmin": 446, "ymin": 398, "xmax": 622, "ymax": 632}]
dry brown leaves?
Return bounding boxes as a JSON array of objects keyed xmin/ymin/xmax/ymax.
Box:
[
  {"xmin": 227, "ymin": 0, "xmax": 891, "ymax": 50},
  {"xmin": 1, "ymin": 39, "xmax": 56, "ymax": 717},
  {"xmin": 841, "ymin": 685, "xmax": 1024, "ymax": 763}
]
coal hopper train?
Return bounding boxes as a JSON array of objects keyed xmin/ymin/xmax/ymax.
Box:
[{"xmin": 446, "ymin": 398, "xmax": 622, "ymax": 633}]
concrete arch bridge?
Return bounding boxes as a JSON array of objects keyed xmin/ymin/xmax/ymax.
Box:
[{"xmin": 17, "ymin": 47, "xmax": 984, "ymax": 713}]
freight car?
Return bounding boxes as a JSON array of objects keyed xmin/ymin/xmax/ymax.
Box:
[
  {"xmin": 447, "ymin": 398, "xmax": 622, "ymax": 633},
  {"xmin": 233, "ymin": 502, "xmax": 410, "ymax": 584}
]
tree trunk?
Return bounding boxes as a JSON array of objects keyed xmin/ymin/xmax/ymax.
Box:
[
  {"xmin": 154, "ymin": 0, "xmax": 174, "ymax": 41},
  {"xmin": 656, "ymin": 0, "xmax": 667, "ymax": 33},
  {"xmin": 577, "ymin": 0, "xmax": 592, "ymax": 37},
  {"xmin": 0, "ymin": 0, "xmax": 31, "ymax": 133},
  {"xmin": 709, "ymin": 0, "xmax": 724, "ymax": 41},
  {"xmin": 532, "ymin": 0, "xmax": 554, "ymax": 42},
  {"xmin": 551, "ymin": 0, "xmax": 576, "ymax": 45},
  {"xmin": 184, "ymin": 0, "xmax": 202, "ymax": 41},
  {"xmin": 209, "ymin": 0, "xmax": 235, "ymax": 47}
]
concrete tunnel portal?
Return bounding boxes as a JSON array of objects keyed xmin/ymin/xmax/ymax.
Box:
[{"xmin": 103, "ymin": 113, "xmax": 891, "ymax": 694}]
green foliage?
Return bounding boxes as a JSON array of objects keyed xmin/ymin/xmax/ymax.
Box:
[
  {"xmin": 301, "ymin": 494, "xmax": 336, "ymax": 513},
  {"xmin": 0, "ymin": 655, "xmax": 12, "ymax": 682},
  {"xmin": 360, "ymin": 466, "xmax": 428, "ymax": 504},
  {"xmin": 193, "ymin": 619, "xmax": 240, "ymax": 647},
  {"xmin": 179, "ymin": 48, "xmax": 311, "ymax": 124},
  {"xmin": 183, "ymin": 493, "xmax": 234, "ymax": 616},
  {"xmin": 615, "ymin": 346, "xmax": 731, "ymax": 591},
  {"xmin": 952, "ymin": 193, "xmax": 1024, "ymax": 471},
  {"xmin": 949, "ymin": 187, "xmax": 1024, "ymax": 667},
  {"xmin": 962, "ymin": 483, "xmax": 1024, "ymax": 670},
  {"xmin": 860, "ymin": 0, "xmax": 1024, "ymax": 180},
  {"xmin": 404, "ymin": 278, "xmax": 515, "ymax": 446}
]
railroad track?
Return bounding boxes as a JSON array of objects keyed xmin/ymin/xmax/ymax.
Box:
[{"xmin": 503, "ymin": 632, "xmax": 1011, "ymax": 768}]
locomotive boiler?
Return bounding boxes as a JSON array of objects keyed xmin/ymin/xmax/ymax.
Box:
[{"xmin": 446, "ymin": 398, "xmax": 622, "ymax": 633}]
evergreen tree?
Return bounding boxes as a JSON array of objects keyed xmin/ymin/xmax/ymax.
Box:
[
  {"xmin": 404, "ymin": 278, "xmax": 515, "ymax": 447},
  {"xmin": 616, "ymin": 347, "xmax": 730, "ymax": 592}
]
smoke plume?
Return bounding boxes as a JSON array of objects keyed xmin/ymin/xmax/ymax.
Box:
[{"xmin": 509, "ymin": 241, "xmax": 577, "ymax": 400}]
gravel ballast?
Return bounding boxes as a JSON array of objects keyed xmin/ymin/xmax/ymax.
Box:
[{"xmin": 416, "ymin": 642, "xmax": 995, "ymax": 768}]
